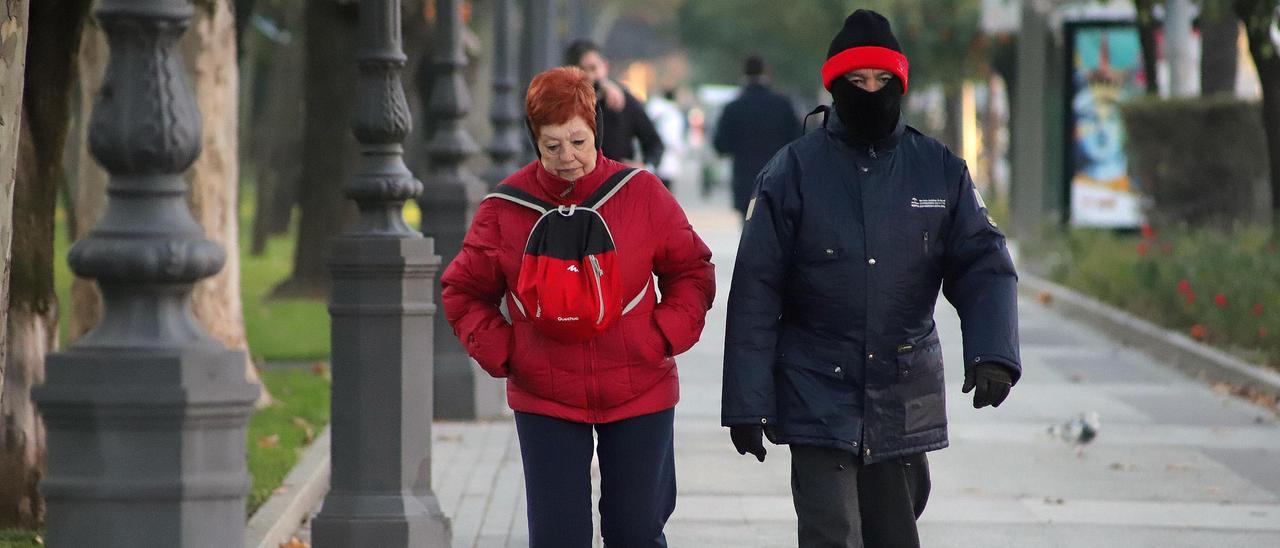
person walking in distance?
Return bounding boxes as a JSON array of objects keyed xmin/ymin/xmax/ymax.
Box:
[
  {"xmin": 565, "ymin": 39, "xmax": 666, "ymax": 170},
  {"xmin": 714, "ymin": 55, "xmax": 801, "ymax": 218}
]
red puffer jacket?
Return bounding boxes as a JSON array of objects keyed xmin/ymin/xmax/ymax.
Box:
[{"xmin": 441, "ymin": 154, "xmax": 715, "ymax": 423}]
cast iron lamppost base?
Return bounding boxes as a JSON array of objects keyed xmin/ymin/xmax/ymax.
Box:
[
  {"xmin": 35, "ymin": 1, "xmax": 257, "ymax": 545},
  {"xmin": 310, "ymin": 0, "xmax": 451, "ymax": 544}
]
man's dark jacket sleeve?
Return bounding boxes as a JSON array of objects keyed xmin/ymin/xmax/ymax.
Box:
[
  {"xmin": 941, "ymin": 161, "xmax": 1021, "ymax": 383},
  {"xmin": 721, "ymin": 151, "xmax": 797, "ymax": 426}
]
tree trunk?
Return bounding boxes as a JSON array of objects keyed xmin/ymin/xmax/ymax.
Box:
[
  {"xmin": 0, "ymin": 0, "xmax": 31, "ymax": 410},
  {"xmin": 273, "ymin": 0, "xmax": 358, "ymax": 298},
  {"xmin": 0, "ymin": 0, "xmax": 90, "ymax": 529},
  {"xmin": 943, "ymin": 83, "xmax": 965, "ymax": 153},
  {"xmin": 982, "ymin": 74, "xmax": 1002, "ymax": 205},
  {"xmin": 248, "ymin": 9, "xmax": 304, "ymax": 256},
  {"xmin": 1200, "ymin": 8, "xmax": 1239, "ymax": 96},
  {"xmin": 1237, "ymin": 0, "xmax": 1280, "ymax": 230},
  {"xmin": 69, "ymin": 16, "xmax": 107, "ymax": 342},
  {"xmin": 1134, "ymin": 0, "xmax": 1161, "ymax": 95},
  {"xmin": 183, "ymin": 0, "xmax": 270, "ymax": 406},
  {"xmin": 0, "ymin": 0, "xmax": 30, "ymax": 409},
  {"xmin": 233, "ymin": 0, "xmax": 256, "ymax": 62},
  {"xmin": 1253, "ymin": 55, "xmax": 1280, "ymax": 229}
]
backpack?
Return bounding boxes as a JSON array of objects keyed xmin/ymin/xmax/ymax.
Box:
[{"xmin": 485, "ymin": 168, "xmax": 649, "ymax": 343}]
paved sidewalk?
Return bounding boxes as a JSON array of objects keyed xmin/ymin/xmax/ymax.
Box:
[{"xmin": 300, "ymin": 203, "xmax": 1280, "ymax": 547}]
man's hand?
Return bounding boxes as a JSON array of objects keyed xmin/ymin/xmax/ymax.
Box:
[
  {"xmin": 962, "ymin": 363, "xmax": 1013, "ymax": 408},
  {"xmin": 730, "ymin": 425, "xmax": 767, "ymax": 462},
  {"xmin": 600, "ymin": 78, "xmax": 625, "ymax": 111}
]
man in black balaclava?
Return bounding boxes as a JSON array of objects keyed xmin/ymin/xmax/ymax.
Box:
[{"xmin": 722, "ymin": 9, "xmax": 1021, "ymax": 547}]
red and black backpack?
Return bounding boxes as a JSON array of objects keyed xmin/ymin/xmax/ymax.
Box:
[{"xmin": 485, "ymin": 168, "xmax": 648, "ymax": 343}]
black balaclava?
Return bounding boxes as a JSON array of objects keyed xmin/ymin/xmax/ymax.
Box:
[
  {"xmin": 831, "ymin": 76, "xmax": 903, "ymax": 144},
  {"xmin": 820, "ymin": 9, "xmax": 910, "ymax": 144}
]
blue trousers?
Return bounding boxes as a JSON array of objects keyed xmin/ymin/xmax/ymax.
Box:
[{"xmin": 514, "ymin": 409, "xmax": 676, "ymax": 548}]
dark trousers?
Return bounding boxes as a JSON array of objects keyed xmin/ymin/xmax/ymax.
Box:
[
  {"xmin": 514, "ymin": 409, "xmax": 676, "ymax": 548},
  {"xmin": 790, "ymin": 446, "xmax": 931, "ymax": 548}
]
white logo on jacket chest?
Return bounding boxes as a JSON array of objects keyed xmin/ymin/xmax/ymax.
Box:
[{"xmin": 910, "ymin": 198, "xmax": 946, "ymax": 208}]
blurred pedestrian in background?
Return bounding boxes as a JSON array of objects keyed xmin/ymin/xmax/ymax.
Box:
[
  {"xmin": 646, "ymin": 88, "xmax": 687, "ymax": 190},
  {"xmin": 565, "ymin": 39, "xmax": 666, "ymax": 171},
  {"xmin": 713, "ymin": 55, "xmax": 800, "ymax": 218}
]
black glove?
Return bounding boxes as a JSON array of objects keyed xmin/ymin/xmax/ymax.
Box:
[
  {"xmin": 730, "ymin": 425, "xmax": 767, "ymax": 462},
  {"xmin": 962, "ymin": 363, "xmax": 1013, "ymax": 408}
]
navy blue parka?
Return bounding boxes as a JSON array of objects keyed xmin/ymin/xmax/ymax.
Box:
[{"xmin": 721, "ymin": 109, "xmax": 1020, "ymax": 464}]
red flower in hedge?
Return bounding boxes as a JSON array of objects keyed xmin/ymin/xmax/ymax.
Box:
[
  {"xmin": 1140, "ymin": 223, "xmax": 1156, "ymax": 239},
  {"xmin": 1254, "ymin": 303, "xmax": 1264, "ymax": 317},
  {"xmin": 1177, "ymin": 279, "xmax": 1192, "ymax": 295},
  {"xmin": 1185, "ymin": 291, "xmax": 1197, "ymax": 305},
  {"xmin": 1260, "ymin": 326, "xmax": 1269, "ymax": 340},
  {"xmin": 1214, "ymin": 294, "xmax": 1228, "ymax": 309},
  {"xmin": 1190, "ymin": 324, "xmax": 1207, "ymax": 340},
  {"xmin": 1137, "ymin": 241, "xmax": 1149, "ymax": 257}
]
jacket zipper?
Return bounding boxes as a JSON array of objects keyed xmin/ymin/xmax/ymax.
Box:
[
  {"xmin": 587, "ymin": 339, "xmax": 599, "ymax": 422},
  {"xmin": 923, "ymin": 230, "xmax": 929, "ymax": 255},
  {"xmin": 869, "ymin": 145, "xmax": 877, "ymax": 158},
  {"xmin": 588, "ymin": 256, "xmax": 606, "ymax": 325}
]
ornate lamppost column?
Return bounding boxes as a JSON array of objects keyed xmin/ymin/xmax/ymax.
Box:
[
  {"xmin": 567, "ymin": 0, "xmax": 591, "ymax": 48},
  {"xmin": 484, "ymin": 0, "xmax": 522, "ymax": 184},
  {"xmin": 419, "ymin": 0, "xmax": 498, "ymax": 420},
  {"xmin": 525, "ymin": 0, "xmax": 558, "ymax": 75},
  {"xmin": 34, "ymin": 1, "xmax": 257, "ymax": 545},
  {"xmin": 519, "ymin": 0, "xmax": 558, "ymax": 162},
  {"xmin": 310, "ymin": 0, "xmax": 451, "ymax": 544}
]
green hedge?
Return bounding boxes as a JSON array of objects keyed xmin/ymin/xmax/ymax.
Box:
[
  {"xmin": 1034, "ymin": 225, "xmax": 1280, "ymax": 369},
  {"xmin": 1121, "ymin": 96, "xmax": 1269, "ymax": 229}
]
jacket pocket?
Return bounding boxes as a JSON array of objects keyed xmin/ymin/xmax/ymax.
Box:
[
  {"xmin": 620, "ymin": 313, "xmax": 673, "ymax": 397},
  {"xmin": 509, "ymin": 322, "xmax": 555, "ymax": 397},
  {"xmin": 621, "ymin": 313, "xmax": 666, "ymax": 363},
  {"xmin": 894, "ymin": 342, "xmax": 946, "ymax": 434},
  {"xmin": 777, "ymin": 357, "xmax": 857, "ymax": 430},
  {"xmin": 791, "ymin": 244, "xmax": 854, "ymax": 297}
]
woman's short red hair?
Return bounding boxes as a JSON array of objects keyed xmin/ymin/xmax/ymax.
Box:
[{"xmin": 526, "ymin": 66, "xmax": 597, "ymax": 140}]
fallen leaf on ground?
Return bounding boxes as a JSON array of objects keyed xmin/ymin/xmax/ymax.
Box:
[
  {"xmin": 311, "ymin": 361, "xmax": 329, "ymax": 376},
  {"xmin": 1166, "ymin": 462, "xmax": 1195, "ymax": 472},
  {"xmin": 1208, "ymin": 381, "xmax": 1279, "ymax": 412},
  {"xmin": 279, "ymin": 537, "xmax": 309, "ymax": 548},
  {"xmin": 1038, "ymin": 291, "xmax": 1053, "ymax": 305},
  {"xmin": 292, "ymin": 417, "xmax": 316, "ymax": 443},
  {"xmin": 258, "ymin": 434, "xmax": 280, "ymax": 449}
]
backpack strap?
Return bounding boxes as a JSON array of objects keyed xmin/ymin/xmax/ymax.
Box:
[
  {"xmin": 484, "ymin": 184, "xmax": 555, "ymax": 214},
  {"xmin": 803, "ymin": 104, "xmax": 831, "ymax": 134},
  {"xmin": 583, "ymin": 168, "xmax": 641, "ymax": 209}
]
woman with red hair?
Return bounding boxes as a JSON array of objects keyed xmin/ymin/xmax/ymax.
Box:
[{"xmin": 441, "ymin": 67, "xmax": 715, "ymax": 547}]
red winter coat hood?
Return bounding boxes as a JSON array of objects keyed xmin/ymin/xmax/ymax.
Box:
[{"xmin": 441, "ymin": 156, "xmax": 715, "ymax": 423}]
